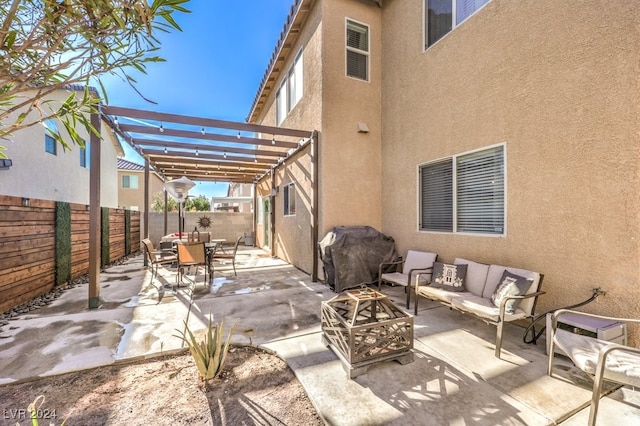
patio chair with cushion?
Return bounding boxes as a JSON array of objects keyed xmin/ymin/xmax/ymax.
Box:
[
  {"xmin": 211, "ymin": 236, "xmax": 243, "ymax": 276},
  {"xmin": 142, "ymin": 238, "xmax": 177, "ymax": 285},
  {"xmin": 547, "ymin": 309, "xmax": 640, "ymax": 426},
  {"xmin": 378, "ymin": 250, "xmax": 438, "ymax": 308},
  {"xmin": 176, "ymin": 241, "xmax": 208, "ymax": 286}
]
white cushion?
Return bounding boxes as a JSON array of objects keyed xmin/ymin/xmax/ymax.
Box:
[
  {"xmin": 417, "ymin": 286, "xmax": 467, "ymax": 304},
  {"xmin": 454, "ymin": 258, "xmax": 489, "ymax": 297},
  {"xmin": 403, "ymin": 250, "xmax": 437, "ymax": 275},
  {"xmin": 554, "ymin": 330, "xmax": 640, "ymax": 387},
  {"xmin": 381, "ymin": 272, "xmax": 430, "ymax": 287},
  {"xmin": 451, "ymin": 294, "xmax": 527, "ymax": 322}
]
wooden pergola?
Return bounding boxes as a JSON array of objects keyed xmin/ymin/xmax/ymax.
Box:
[{"xmin": 85, "ymin": 105, "xmax": 318, "ymax": 308}]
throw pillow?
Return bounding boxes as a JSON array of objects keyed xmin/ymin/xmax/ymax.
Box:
[
  {"xmin": 491, "ymin": 271, "xmax": 534, "ymax": 314},
  {"xmin": 430, "ymin": 262, "xmax": 468, "ymax": 292}
]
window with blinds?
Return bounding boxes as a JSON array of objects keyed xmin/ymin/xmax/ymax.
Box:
[
  {"xmin": 419, "ymin": 144, "xmax": 505, "ymax": 235},
  {"xmin": 425, "ymin": 0, "xmax": 491, "ymax": 49},
  {"xmin": 346, "ymin": 19, "xmax": 369, "ymax": 81}
]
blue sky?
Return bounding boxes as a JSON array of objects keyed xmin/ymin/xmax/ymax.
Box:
[{"xmin": 104, "ymin": 0, "xmax": 294, "ymax": 198}]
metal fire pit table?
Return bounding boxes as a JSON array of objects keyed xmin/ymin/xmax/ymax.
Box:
[{"xmin": 321, "ymin": 287, "xmax": 414, "ymax": 379}]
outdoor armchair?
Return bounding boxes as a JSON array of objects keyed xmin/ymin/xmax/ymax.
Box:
[
  {"xmin": 378, "ymin": 250, "xmax": 438, "ymax": 308},
  {"xmin": 548, "ymin": 309, "xmax": 640, "ymax": 426}
]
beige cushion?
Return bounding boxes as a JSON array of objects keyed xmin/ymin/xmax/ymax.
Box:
[
  {"xmin": 451, "ymin": 294, "xmax": 528, "ymax": 322},
  {"xmin": 382, "ymin": 271, "xmax": 430, "ymax": 287},
  {"xmin": 417, "ymin": 286, "xmax": 467, "ymax": 304},
  {"xmin": 454, "ymin": 258, "xmax": 489, "ymax": 297},
  {"xmin": 402, "ymin": 250, "xmax": 437, "ymax": 275},
  {"xmin": 554, "ymin": 330, "xmax": 640, "ymax": 387}
]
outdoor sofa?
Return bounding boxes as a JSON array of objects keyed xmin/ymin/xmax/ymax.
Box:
[{"xmin": 414, "ymin": 257, "xmax": 545, "ymax": 358}]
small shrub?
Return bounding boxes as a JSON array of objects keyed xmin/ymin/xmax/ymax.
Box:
[{"xmin": 175, "ymin": 315, "xmax": 237, "ymax": 382}]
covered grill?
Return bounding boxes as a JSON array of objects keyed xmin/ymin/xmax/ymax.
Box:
[{"xmin": 318, "ymin": 226, "xmax": 399, "ymax": 292}]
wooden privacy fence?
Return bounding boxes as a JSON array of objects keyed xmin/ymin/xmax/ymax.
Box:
[{"xmin": 0, "ymin": 195, "xmax": 140, "ymax": 313}]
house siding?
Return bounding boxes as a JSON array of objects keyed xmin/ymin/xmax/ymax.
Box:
[
  {"xmin": 380, "ymin": 0, "xmax": 640, "ymax": 331},
  {"xmin": 252, "ymin": 0, "xmax": 383, "ymax": 275},
  {"xmin": 0, "ymin": 88, "xmax": 122, "ymax": 207}
]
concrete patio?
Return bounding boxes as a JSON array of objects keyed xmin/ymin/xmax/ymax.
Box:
[{"xmin": 0, "ymin": 247, "xmax": 638, "ymax": 425}]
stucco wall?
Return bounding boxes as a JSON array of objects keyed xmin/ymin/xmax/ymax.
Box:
[
  {"xmin": 252, "ymin": 0, "xmax": 384, "ymax": 277},
  {"xmin": 380, "ymin": 1, "xmax": 640, "ymax": 333},
  {"xmin": 117, "ymin": 170, "xmax": 165, "ymax": 211},
  {"xmin": 318, "ymin": 0, "xmax": 383, "ymax": 235},
  {"xmin": 251, "ymin": 1, "xmax": 324, "ymax": 272},
  {"xmin": 0, "ymin": 89, "xmax": 121, "ymax": 206}
]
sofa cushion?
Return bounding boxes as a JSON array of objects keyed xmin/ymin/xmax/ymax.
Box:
[
  {"xmin": 453, "ymin": 258, "xmax": 489, "ymax": 297},
  {"xmin": 430, "ymin": 262, "xmax": 467, "ymax": 292},
  {"xmin": 417, "ymin": 286, "xmax": 467, "ymax": 304},
  {"xmin": 451, "ymin": 294, "xmax": 528, "ymax": 322},
  {"xmin": 490, "ymin": 271, "xmax": 534, "ymax": 314},
  {"xmin": 483, "ymin": 265, "xmax": 541, "ymax": 298}
]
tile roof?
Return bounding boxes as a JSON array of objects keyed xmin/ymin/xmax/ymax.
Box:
[{"xmin": 117, "ymin": 157, "xmax": 145, "ymax": 171}]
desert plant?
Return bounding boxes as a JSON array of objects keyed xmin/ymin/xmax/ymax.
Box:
[
  {"xmin": 14, "ymin": 395, "xmax": 68, "ymax": 426},
  {"xmin": 175, "ymin": 315, "xmax": 237, "ymax": 382}
]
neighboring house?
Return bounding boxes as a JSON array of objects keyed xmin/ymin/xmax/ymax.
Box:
[
  {"xmin": 247, "ymin": 0, "xmax": 640, "ymax": 325},
  {"xmin": 0, "ymin": 85, "xmax": 123, "ymax": 207},
  {"xmin": 117, "ymin": 158, "xmax": 165, "ymax": 212},
  {"xmin": 219, "ymin": 183, "xmax": 253, "ymax": 213}
]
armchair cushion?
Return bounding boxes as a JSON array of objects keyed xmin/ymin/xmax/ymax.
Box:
[
  {"xmin": 490, "ymin": 270, "xmax": 534, "ymax": 314},
  {"xmin": 430, "ymin": 262, "xmax": 467, "ymax": 292}
]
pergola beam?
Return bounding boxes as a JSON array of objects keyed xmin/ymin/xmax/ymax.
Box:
[{"xmin": 103, "ymin": 105, "xmax": 311, "ymax": 138}]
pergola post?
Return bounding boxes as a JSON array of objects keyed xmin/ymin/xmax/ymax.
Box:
[
  {"xmin": 88, "ymin": 112, "xmax": 102, "ymax": 309},
  {"xmin": 311, "ymin": 131, "xmax": 319, "ymax": 282},
  {"xmin": 143, "ymin": 158, "xmax": 150, "ymax": 266}
]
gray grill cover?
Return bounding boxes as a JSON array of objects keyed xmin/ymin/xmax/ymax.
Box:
[{"xmin": 318, "ymin": 226, "xmax": 399, "ymax": 292}]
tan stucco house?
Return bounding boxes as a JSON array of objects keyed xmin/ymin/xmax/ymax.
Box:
[
  {"xmin": 247, "ymin": 0, "xmax": 640, "ymax": 328},
  {"xmin": 0, "ymin": 86, "xmax": 124, "ymax": 207},
  {"xmin": 117, "ymin": 157, "xmax": 165, "ymax": 212}
]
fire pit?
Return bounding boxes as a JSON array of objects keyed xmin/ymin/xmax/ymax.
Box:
[{"xmin": 321, "ymin": 287, "xmax": 414, "ymax": 378}]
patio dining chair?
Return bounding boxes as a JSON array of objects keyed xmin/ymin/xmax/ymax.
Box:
[
  {"xmin": 548, "ymin": 309, "xmax": 640, "ymax": 426},
  {"xmin": 142, "ymin": 238, "xmax": 177, "ymax": 285},
  {"xmin": 176, "ymin": 241, "xmax": 208, "ymax": 286},
  {"xmin": 211, "ymin": 236, "xmax": 243, "ymax": 276}
]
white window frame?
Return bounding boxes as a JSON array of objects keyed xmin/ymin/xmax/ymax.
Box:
[
  {"xmin": 80, "ymin": 140, "xmax": 89, "ymax": 168},
  {"xmin": 122, "ymin": 174, "xmax": 139, "ymax": 189},
  {"xmin": 423, "ymin": 0, "xmax": 491, "ymax": 50},
  {"xmin": 257, "ymin": 196, "xmax": 264, "ymax": 225},
  {"xmin": 276, "ymin": 49, "xmax": 304, "ymax": 125},
  {"xmin": 418, "ymin": 143, "xmax": 506, "ymax": 236},
  {"xmin": 283, "ymin": 182, "xmax": 296, "ymax": 216},
  {"xmin": 276, "ymin": 80, "xmax": 288, "ymax": 125},
  {"xmin": 345, "ymin": 18, "xmax": 370, "ymax": 82},
  {"xmin": 44, "ymin": 119, "xmax": 58, "ymax": 155}
]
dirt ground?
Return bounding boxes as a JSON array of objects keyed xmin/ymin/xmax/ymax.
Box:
[{"xmin": 0, "ymin": 346, "xmax": 323, "ymax": 426}]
